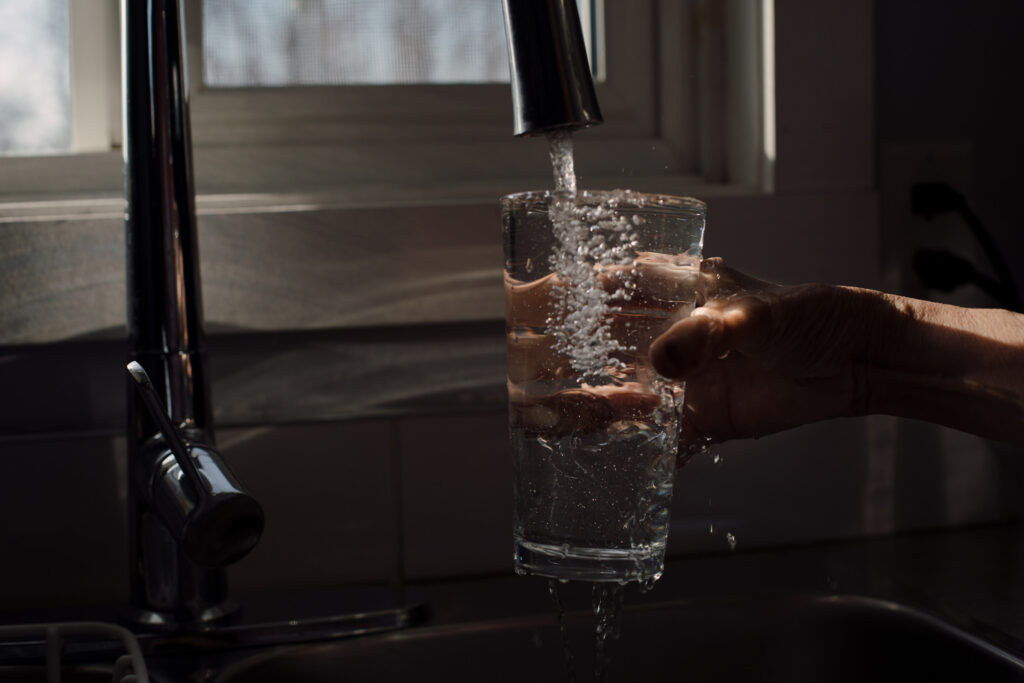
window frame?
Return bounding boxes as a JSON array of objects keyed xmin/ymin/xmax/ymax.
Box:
[
  {"xmin": 179, "ymin": 0, "xmax": 701, "ymax": 195},
  {"xmin": 0, "ymin": 0, "xmax": 720, "ymax": 201},
  {"xmin": 0, "ymin": 0, "xmax": 877, "ymax": 346}
]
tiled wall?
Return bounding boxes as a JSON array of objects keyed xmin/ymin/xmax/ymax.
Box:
[{"xmin": 0, "ymin": 407, "xmax": 1016, "ymax": 612}]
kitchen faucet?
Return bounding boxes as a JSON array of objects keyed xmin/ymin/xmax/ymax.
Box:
[
  {"xmin": 123, "ymin": 0, "xmax": 263, "ymax": 627},
  {"xmin": 117, "ymin": 0, "xmax": 600, "ymax": 630}
]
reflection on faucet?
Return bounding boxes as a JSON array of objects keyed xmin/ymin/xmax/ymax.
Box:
[{"xmin": 123, "ymin": 0, "xmax": 263, "ymax": 627}]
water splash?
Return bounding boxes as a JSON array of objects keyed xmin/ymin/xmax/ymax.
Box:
[{"xmin": 638, "ymin": 576, "xmax": 659, "ymax": 594}]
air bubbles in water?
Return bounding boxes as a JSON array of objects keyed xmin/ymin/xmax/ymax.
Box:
[{"xmin": 543, "ymin": 133, "xmax": 640, "ymax": 381}]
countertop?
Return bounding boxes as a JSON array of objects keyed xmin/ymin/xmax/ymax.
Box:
[
  {"xmin": 4, "ymin": 522, "xmax": 1024, "ymax": 674},
  {"xmin": 411, "ymin": 522, "xmax": 1024, "ymax": 656}
]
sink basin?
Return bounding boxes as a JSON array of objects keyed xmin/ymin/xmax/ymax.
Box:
[{"xmin": 214, "ymin": 595, "xmax": 1024, "ymax": 682}]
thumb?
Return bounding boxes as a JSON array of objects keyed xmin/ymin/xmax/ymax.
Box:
[{"xmin": 651, "ymin": 295, "xmax": 773, "ymax": 378}]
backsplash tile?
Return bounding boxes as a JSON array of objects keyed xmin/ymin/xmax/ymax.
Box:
[
  {"xmin": 0, "ymin": 435, "xmax": 126, "ymax": 610},
  {"xmin": 398, "ymin": 412, "xmax": 511, "ymax": 580},
  {"xmin": 0, "ymin": 411, "xmax": 1012, "ymax": 612},
  {"xmin": 224, "ymin": 420, "xmax": 402, "ymax": 592}
]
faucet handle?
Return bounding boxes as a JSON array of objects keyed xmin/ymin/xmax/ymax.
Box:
[
  {"xmin": 128, "ymin": 361, "xmax": 264, "ymax": 567},
  {"xmin": 127, "ymin": 361, "xmax": 207, "ymax": 492}
]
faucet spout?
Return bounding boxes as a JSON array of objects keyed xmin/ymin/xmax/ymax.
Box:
[
  {"xmin": 123, "ymin": 0, "xmax": 262, "ymax": 626},
  {"xmin": 501, "ymin": 0, "xmax": 603, "ymax": 136}
]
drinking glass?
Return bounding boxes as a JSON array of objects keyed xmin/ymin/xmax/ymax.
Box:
[{"xmin": 502, "ymin": 189, "xmax": 706, "ymax": 583}]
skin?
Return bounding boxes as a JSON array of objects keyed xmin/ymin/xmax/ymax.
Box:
[
  {"xmin": 506, "ymin": 257, "xmax": 1024, "ymax": 461},
  {"xmin": 651, "ymin": 258, "xmax": 1024, "ymax": 450}
]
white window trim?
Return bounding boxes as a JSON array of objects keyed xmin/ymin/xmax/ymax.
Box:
[{"xmin": 68, "ymin": 0, "xmax": 121, "ymax": 152}]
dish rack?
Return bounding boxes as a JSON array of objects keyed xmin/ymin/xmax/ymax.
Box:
[{"xmin": 0, "ymin": 621, "xmax": 149, "ymax": 682}]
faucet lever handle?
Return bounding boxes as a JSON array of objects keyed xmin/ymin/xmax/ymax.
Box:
[
  {"xmin": 128, "ymin": 360, "xmax": 264, "ymax": 567},
  {"xmin": 127, "ymin": 360, "xmax": 206, "ymax": 493}
]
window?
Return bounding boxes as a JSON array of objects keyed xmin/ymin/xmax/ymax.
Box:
[
  {"xmin": 203, "ymin": 0, "xmax": 513, "ymax": 86},
  {"xmin": 179, "ymin": 0, "xmax": 708, "ymax": 194},
  {"xmin": 0, "ymin": 1, "xmax": 70, "ymax": 155},
  {"xmin": 0, "ymin": 0, "xmax": 786, "ymax": 346},
  {"xmin": 0, "ymin": 0, "xmax": 746, "ymax": 197}
]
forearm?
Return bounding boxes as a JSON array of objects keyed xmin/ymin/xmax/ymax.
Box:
[{"xmin": 860, "ymin": 291, "xmax": 1024, "ymax": 446}]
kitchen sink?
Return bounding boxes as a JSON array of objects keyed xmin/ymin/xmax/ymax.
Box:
[{"xmin": 212, "ymin": 594, "xmax": 1024, "ymax": 682}]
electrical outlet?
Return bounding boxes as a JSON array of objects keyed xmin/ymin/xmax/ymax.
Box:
[{"xmin": 878, "ymin": 139, "xmax": 980, "ymax": 304}]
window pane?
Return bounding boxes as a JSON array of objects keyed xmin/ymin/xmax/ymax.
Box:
[
  {"xmin": 203, "ymin": 0, "xmax": 512, "ymax": 86},
  {"xmin": 0, "ymin": 1, "xmax": 70, "ymax": 156}
]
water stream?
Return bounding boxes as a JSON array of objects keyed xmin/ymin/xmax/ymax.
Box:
[
  {"xmin": 547, "ymin": 580, "xmax": 626, "ymax": 683},
  {"xmin": 547, "ymin": 129, "xmax": 578, "ymax": 194},
  {"xmin": 548, "ymin": 580, "xmax": 576, "ymax": 683},
  {"xmin": 592, "ymin": 583, "xmax": 625, "ymax": 682},
  {"xmin": 543, "ymin": 131, "xmax": 623, "ymax": 682}
]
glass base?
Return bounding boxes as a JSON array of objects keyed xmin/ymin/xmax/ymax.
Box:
[{"xmin": 513, "ymin": 538, "xmax": 665, "ymax": 584}]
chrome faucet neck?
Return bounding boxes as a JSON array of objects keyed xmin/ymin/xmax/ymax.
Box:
[{"xmin": 123, "ymin": 0, "xmax": 261, "ymax": 627}]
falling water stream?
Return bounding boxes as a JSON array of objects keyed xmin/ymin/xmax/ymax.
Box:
[
  {"xmin": 547, "ymin": 580, "xmax": 626, "ymax": 683},
  {"xmin": 548, "ymin": 580, "xmax": 576, "ymax": 683},
  {"xmin": 541, "ymin": 129, "xmax": 630, "ymax": 681}
]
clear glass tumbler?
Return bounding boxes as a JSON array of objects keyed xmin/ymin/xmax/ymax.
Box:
[{"xmin": 502, "ymin": 189, "xmax": 706, "ymax": 583}]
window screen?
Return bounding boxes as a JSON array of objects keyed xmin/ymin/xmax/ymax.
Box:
[
  {"xmin": 0, "ymin": 1, "xmax": 69, "ymax": 155},
  {"xmin": 202, "ymin": 0, "xmax": 512, "ymax": 86}
]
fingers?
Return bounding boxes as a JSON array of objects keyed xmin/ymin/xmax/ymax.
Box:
[
  {"xmin": 505, "ymin": 253, "xmax": 700, "ymax": 327},
  {"xmin": 697, "ymin": 257, "xmax": 778, "ymax": 306},
  {"xmin": 651, "ymin": 295, "xmax": 773, "ymax": 379},
  {"xmin": 505, "ymin": 271, "xmax": 557, "ymax": 328},
  {"xmin": 509, "ymin": 382, "xmax": 662, "ymax": 433}
]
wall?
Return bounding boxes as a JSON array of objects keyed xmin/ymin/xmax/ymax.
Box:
[{"xmin": 876, "ymin": 0, "xmax": 1024, "ymax": 297}]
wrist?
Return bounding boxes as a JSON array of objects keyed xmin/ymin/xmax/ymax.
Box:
[{"xmin": 857, "ymin": 292, "xmax": 1024, "ymax": 445}]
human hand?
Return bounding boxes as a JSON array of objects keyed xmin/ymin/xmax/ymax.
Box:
[
  {"xmin": 509, "ymin": 255, "xmax": 1024, "ymax": 455},
  {"xmin": 650, "ymin": 257, "xmax": 880, "ymax": 451}
]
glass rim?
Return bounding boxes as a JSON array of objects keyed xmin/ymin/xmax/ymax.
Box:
[{"xmin": 501, "ymin": 189, "xmax": 706, "ymax": 213}]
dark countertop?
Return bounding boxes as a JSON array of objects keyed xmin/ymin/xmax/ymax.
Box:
[
  {"xmin": 5, "ymin": 522, "xmax": 1024, "ymax": 676},
  {"xmin": 412, "ymin": 522, "xmax": 1024, "ymax": 656}
]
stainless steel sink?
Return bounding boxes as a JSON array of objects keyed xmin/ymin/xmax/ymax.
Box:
[{"xmin": 213, "ymin": 595, "xmax": 1024, "ymax": 682}]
